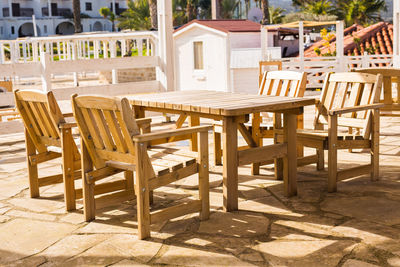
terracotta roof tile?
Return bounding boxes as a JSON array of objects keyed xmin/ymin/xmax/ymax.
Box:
[
  {"xmin": 175, "ymin": 19, "xmax": 261, "ymax": 34},
  {"xmin": 304, "ymin": 22, "xmax": 393, "ymax": 57}
]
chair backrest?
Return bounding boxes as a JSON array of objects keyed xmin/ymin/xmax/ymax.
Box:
[
  {"xmin": 315, "ymin": 72, "xmax": 383, "ymax": 139},
  {"xmin": 14, "ymin": 90, "xmax": 65, "ymax": 153},
  {"xmin": 353, "ymin": 68, "xmax": 400, "ymax": 104},
  {"xmin": 71, "ymin": 94, "xmax": 141, "ymax": 169},
  {"xmin": 258, "ymin": 70, "xmax": 307, "ymax": 97},
  {"xmin": 258, "ymin": 61, "xmax": 282, "ymax": 85}
]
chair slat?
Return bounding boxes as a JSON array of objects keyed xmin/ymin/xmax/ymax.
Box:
[
  {"xmin": 115, "ymin": 110, "xmax": 136, "ymax": 154},
  {"xmin": 37, "ymin": 102, "xmax": 59, "ymax": 138},
  {"xmin": 280, "ymin": 80, "xmax": 290, "ymax": 96},
  {"xmin": 91, "ymin": 109, "xmax": 116, "ymax": 151},
  {"xmin": 103, "ymin": 110, "xmax": 128, "ymax": 153},
  {"xmin": 28, "ymin": 102, "xmax": 50, "ymax": 137},
  {"xmin": 20, "ymin": 100, "xmax": 43, "ymax": 137},
  {"xmin": 343, "ymin": 82, "xmax": 362, "ymax": 118},
  {"xmin": 80, "ymin": 107, "xmax": 105, "ymax": 149}
]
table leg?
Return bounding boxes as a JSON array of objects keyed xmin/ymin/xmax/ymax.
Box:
[
  {"xmin": 274, "ymin": 113, "xmax": 283, "ymax": 180},
  {"xmin": 189, "ymin": 115, "xmax": 199, "ymax": 152},
  {"xmin": 283, "ymin": 113, "xmax": 297, "ymax": 197},
  {"xmin": 251, "ymin": 112, "xmax": 261, "ymax": 175},
  {"xmin": 223, "ymin": 116, "xmax": 238, "ymax": 211}
]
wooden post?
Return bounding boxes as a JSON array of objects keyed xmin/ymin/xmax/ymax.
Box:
[
  {"xmin": 81, "ymin": 137, "xmax": 96, "ymax": 221},
  {"xmin": 394, "ymin": 0, "xmax": 400, "ymax": 67},
  {"xmin": 198, "ymin": 131, "xmax": 210, "ymax": 220},
  {"xmin": 211, "ymin": 0, "xmax": 219, "ymax": 19},
  {"xmin": 299, "ymin": 21, "xmax": 304, "ymax": 72},
  {"xmin": 336, "ymin": 21, "xmax": 345, "ymax": 71},
  {"xmin": 157, "ymin": 0, "xmax": 174, "ymax": 91},
  {"xmin": 371, "ymin": 109, "xmax": 379, "ymax": 181},
  {"xmin": 261, "ymin": 26, "xmax": 268, "ymax": 60},
  {"xmin": 40, "ymin": 52, "xmax": 52, "ymax": 92},
  {"xmin": 61, "ymin": 127, "xmax": 76, "ymax": 211},
  {"xmin": 25, "ymin": 128, "xmax": 39, "ymax": 198}
]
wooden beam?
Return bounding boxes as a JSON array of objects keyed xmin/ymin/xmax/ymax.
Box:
[
  {"xmin": 238, "ymin": 144, "xmax": 287, "ymax": 166},
  {"xmin": 150, "ymin": 200, "xmax": 201, "ymax": 224},
  {"xmin": 337, "ymin": 164, "xmax": 372, "ymax": 181}
]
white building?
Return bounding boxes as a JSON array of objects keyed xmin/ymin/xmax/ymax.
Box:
[
  {"xmin": 0, "ymin": 0, "xmax": 128, "ymax": 39},
  {"xmin": 174, "ymin": 19, "xmax": 298, "ymax": 94},
  {"xmin": 174, "ymin": 19, "xmax": 262, "ymax": 93}
]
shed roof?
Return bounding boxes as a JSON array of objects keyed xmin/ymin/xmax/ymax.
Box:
[{"xmin": 175, "ymin": 19, "xmax": 261, "ymax": 34}]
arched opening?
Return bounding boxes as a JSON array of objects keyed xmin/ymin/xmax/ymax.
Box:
[
  {"xmin": 18, "ymin": 23, "xmax": 40, "ymax": 37},
  {"xmin": 93, "ymin": 21, "xmax": 103, "ymax": 32},
  {"xmin": 55, "ymin": 22, "xmax": 74, "ymax": 35}
]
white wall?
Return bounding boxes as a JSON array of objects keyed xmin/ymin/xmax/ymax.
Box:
[
  {"xmin": 175, "ymin": 27, "xmax": 228, "ymax": 92},
  {"xmin": 231, "ymin": 68, "xmax": 259, "ymax": 94},
  {"xmin": 229, "ymin": 32, "xmax": 260, "ymax": 49}
]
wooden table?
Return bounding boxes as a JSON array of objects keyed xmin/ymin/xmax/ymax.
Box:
[{"xmin": 126, "ymin": 90, "xmax": 314, "ymax": 211}]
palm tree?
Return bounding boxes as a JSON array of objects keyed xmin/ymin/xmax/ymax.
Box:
[
  {"xmin": 269, "ymin": 6, "xmax": 285, "ymax": 24},
  {"xmin": 99, "ymin": 7, "xmax": 116, "ymax": 32},
  {"xmin": 220, "ymin": 0, "xmax": 238, "ymax": 19},
  {"xmin": 118, "ymin": 0, "xmax": 151, "ymax": 31},
  {"xmin": 148, "ymin": 0, "xmax": 157, "ymax": 29},
  {"xmin": 186, "ymin": 0, "xmax": 197, "ymax": 21},
  {"xmin": 72, "ymin": 0, "xmax": 82, "ymax": 33},
  {"xmin": 302, "ymin": 0, "xmax": 335, "ymax": 15},
  {"xmin": 339, "ymin": 0, "xmax": 386, "ymax": 26},
  {"xmin": 260, "ymin": 0, "xmax": 270, "ymax": 25}
]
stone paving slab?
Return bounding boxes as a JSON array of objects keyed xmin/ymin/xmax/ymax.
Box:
[{"xmin": 1, "ymin": 107, "xmax": 400, "ymax": 266}]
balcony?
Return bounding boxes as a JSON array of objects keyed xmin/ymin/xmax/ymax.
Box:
[
  {"xmin": 41, "ymin": 7, "xmax": 72, "ymax": 18},
  {"xmin": 2, "ymin": 7, "xmax": 34, "ymax": 17}
]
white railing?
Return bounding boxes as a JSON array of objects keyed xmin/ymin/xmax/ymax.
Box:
[
  {"xmin": 0, "ymin": 31, "xmax": 158, "ymax": 64},
  {"xmin": 0, "ymin": 31, "xmax": 161, "ymax": 107},
  {"xmin": 0, "ymin": 52, "xmax": 161, "ymax": 107},
  {"xmin": 281, "ymin": 54, "xmax": 393, "ymax": 88}
]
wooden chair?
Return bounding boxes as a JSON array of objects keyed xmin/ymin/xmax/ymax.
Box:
[
  {"xmin": 292, "ymin": 72, "xmax": 383, "ymax": 192},
  {"xmin": 71, "ymin": 94, "xmax": 211, "ymax": 240},
  {"xmin": 353, "ymin": 68, "xmax": 400, "ymax": 117},
  {"xmin": 258, "ymin": 61, "xmax": 282, "ymax": 85},
  {"xmin": 14, "ymin": 89, "xmax": 81, "ymax": 211},
  {"xmin": 214, "ymin": 70, "xmax": 307, "ymax": 176}
]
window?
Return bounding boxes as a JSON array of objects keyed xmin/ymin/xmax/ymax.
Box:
[
  {"xmin": 85, "ymin": 2, "xmax": 92, "ymax": 11},
  {"xmin": 11, "ymin": 26, "xmax": 14, "ymax": 35},
  {"xmin": 193, "ymin": 41, "xmax": 204, "ymax": 70}
]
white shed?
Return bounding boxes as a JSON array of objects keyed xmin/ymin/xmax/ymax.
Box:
[{"xmin": 174, "ymin": 19, "xmax": 262, "ymax": 93}]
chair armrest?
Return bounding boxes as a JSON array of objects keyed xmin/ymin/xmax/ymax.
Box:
[
  {"xmin": 136, "ymin": 118, "xmax": 152, "ymax": 126},
  {"xmin": 329, "ymin": 103, "xmax": 384, "ymax": 116},
  {"xmin": 59, "ymin": 122, "xmax": 78, "ymax": 129},
  {"xmin": 63, "ymin": 112, "xmax": 74, "ymax": 118},
  {"xmin": 132, "ymin": 125, "xmax": 212, "ymax": 142}
]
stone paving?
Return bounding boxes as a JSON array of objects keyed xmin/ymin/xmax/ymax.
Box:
[{"xmin": 1, "ymin": 106, "xmax": 400, "ymax": 267}]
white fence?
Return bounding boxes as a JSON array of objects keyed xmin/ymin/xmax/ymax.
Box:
[
  {"xmin": 281, "ymin": 54, "xmax": 394, "ymax": 88},
  {"xmin": 0, "ymin": 32, "xmax": 162, "ymax": 107}
]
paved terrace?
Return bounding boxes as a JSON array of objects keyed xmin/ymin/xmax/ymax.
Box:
[{"xmin": 1, "ymin": 104, "xmax": 400, "ymax": 267}]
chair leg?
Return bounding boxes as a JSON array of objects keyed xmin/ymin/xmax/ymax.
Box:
[
  {"xmin": 297, "ymin": 114, "xmax": 304, "ymax": 158},
  {"xmin": 328, "ymin": 115, "xmax": 338, "ymax": 193},
  {"xmin": 81, "ymin": 137, "xmax": 95, "ymax": 221},
  {"xmin": 25, "ymin": 128, "xmax": 39, "ymax": 198},
  {"xmin": 251, "ymin": 112, "xmax": 261, "ymax": 175},
  {"xmin": 198, "ymin": 131, "xmax": 210, "ymax": 221},
  {"xmin": 135, "ymin": 142, "xmax": 151, "ymax": 240},
  {"xmin": 213, "ymin": 130, "xmax": 222, "ymax": 166},
  {"xmin": 62, "ymin": 128, "xmax": 76, "ymax": 211},
  {"xmin": 371, "ymin": 109, "xmax": 379, "ymax": 181},
  {"xmin": 316, "ymin": 148, "xmax": 325, "ymax": 170}
]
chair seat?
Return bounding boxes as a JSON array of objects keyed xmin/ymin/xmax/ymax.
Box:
[
  {"xmin": 103, "ymin": 145, "xmax": 199, "ymax": 177},
  {"xmin": 296, "ymin": 129, "xmax": 365, "ymax": 141}
]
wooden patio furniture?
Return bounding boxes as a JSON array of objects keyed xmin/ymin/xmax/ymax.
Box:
[
  {"xmin": 353, "ymin": 68, "xmax": 400, "ymax": 117},
  {"xmin": 258, "ymin": 61, "xmax": 282, "ymax": 85},
  {"xmin": 14, "ymin": 89, "xmax": 81, "ymax": 211},
  {"xmin": 288, "ymin": 72, "xmax": 383, "ymax": 192},
  {"xmin": 71, "ymin": 94, "xmax": 211, "ymax": 239},
  {"xmin": 214, "ymin": 70, "xmax": 307, "ymax": 176}
]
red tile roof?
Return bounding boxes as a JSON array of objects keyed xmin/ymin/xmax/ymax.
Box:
[
  {"xmin": 304, "ymin": 22, "xmax": 393, "ymax": 57},
  {"xmin": 175, "ymin": 19, "xmax": 261, "ymax": 34}
]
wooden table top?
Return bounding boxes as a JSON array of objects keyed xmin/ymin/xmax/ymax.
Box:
[{"xmin": 126, "ymin": 90, "xmax": 315, "ymax": 116}]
